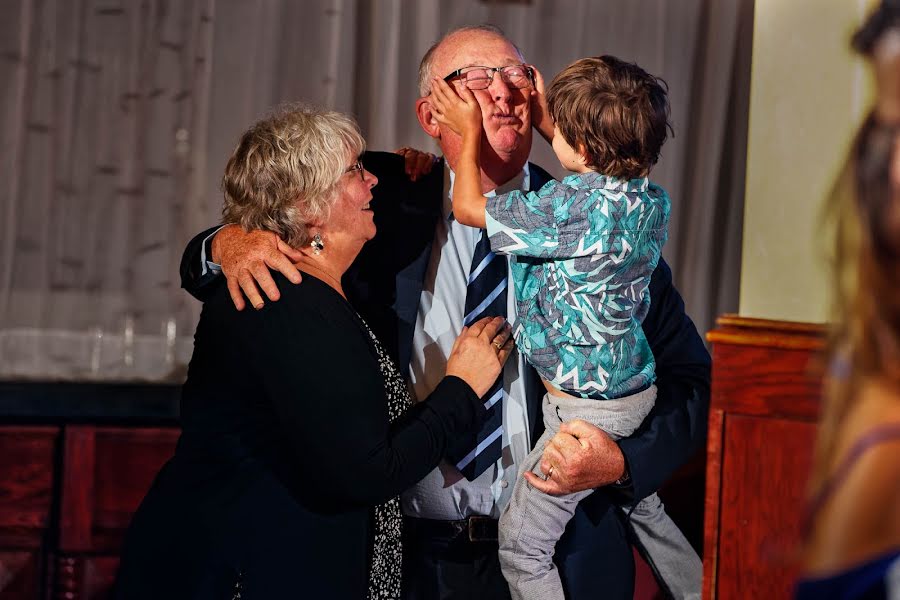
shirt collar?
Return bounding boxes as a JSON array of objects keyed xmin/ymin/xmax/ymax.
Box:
[
  {"xmin": 443, "ymin": 161, "xmax": 530, "ymax": 222},
  {"xmin": 564, "ymin": 171, "xmax": 649, "ymax": 193}
]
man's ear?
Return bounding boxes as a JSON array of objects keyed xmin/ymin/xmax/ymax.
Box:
[{"xmin": 416, "ymin": 97, "xmax": 441, "ymax": 139}]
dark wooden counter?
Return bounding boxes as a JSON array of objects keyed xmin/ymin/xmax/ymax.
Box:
[
  {"xmin": 0, "ymin": 381, "xmax": 180, "ymax": 423},
  {"xmin": 0, "ymin": 381, "xmax": 182, "ymax": 599}
]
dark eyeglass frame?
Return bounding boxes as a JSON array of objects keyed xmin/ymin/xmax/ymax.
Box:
[
  {"xmin": 345, "ymin": 159, "xmax": 364, "ymax": 180},
  {"xmin": 443, "ymin": 64, "xmax": 534, "ymax": 91}
]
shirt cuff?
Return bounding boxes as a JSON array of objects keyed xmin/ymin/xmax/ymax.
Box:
[
  {"xmin": 607, "ymin": 451, "xmax": 636, "ymax": 506},
  {"xmin": 200, "ymin": 225, "xmax": 227, "ymax": 276}
]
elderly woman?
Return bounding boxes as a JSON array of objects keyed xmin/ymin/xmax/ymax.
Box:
[
  {"xmin": 114, "ymin": 106, "xmax": 513, "ymax": 599},
  {"xmin": 797, "ymin": 3, "xmax": 900, "ymax": 598}
]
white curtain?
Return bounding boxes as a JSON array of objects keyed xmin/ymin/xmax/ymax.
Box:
[
  {"xmin": 1, "ymin": 0, "xmax": 750, "ymax": 380},
  {"xmin": 1, "ymin": 0, "xmax": 215, "ymax": 380}
]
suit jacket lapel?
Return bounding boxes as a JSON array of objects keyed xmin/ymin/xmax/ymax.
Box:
[
  {"xmin": 527, "ymin": 161, "xmax": 554, "ymax": 192},
  {"xmin": 393, "ymin": 159, "xmax": 444, "ymax": 378},
  {"xmin": 394, "ymin": 244, "xmax": 432, "ymax": 379}
]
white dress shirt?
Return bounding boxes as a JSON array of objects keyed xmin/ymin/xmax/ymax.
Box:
[{"xmin": 401, "ymin": 162, "xmax": 533, "ymax": 520}]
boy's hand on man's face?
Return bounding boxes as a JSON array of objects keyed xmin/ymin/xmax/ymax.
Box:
[
  {"xmin": 527, "ymin": 65, "xmax": 554, "ymax": 143},
  {"xmin": 429, "ymin": 78, "xmax": 483, "ymax": 138}
]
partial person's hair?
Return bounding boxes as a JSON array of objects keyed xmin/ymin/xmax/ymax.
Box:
[
  {"xmin": 813, "ymin": 115, "xmax": 900, "ymax": 494},
  {"xmin": 811, "ymin": 3, "xmax": 900, "ymax": 495},
  {"xmin": 547, "ymin": 55, "xmax": 672, "ymax": 180},
  {"xmin": 851, "ymin": 0, "xmax": 900, "ymax": 55},
  {"xmin": 221, "ymin": 104, "xmax": 365, "ymax": 248},
  {"xmin": 417, "ymin": 24, "xmax": 524, "ymax": 97}
]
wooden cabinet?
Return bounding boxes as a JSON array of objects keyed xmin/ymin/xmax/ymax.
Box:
[
  {"xmin": 0, "ymin": 427, "xmax": 58, "ymax": 599},
  {"xmin": 0, "ymin": 382, "xmax": 179, "ymax": 599},
  {"xmin": 0, "ymin": 382, "xmax": 180, "ymax": 600},
  {"xmin": 0, "ymin": 423, "xmax": 178, "ymax": 600},
  {"xmin": 703, "ymin": 316, "xmax": 825, "ymax": 600},
  {"xmin": 56, "ymin": 427, "xmax": 179, "ymax": 599}
]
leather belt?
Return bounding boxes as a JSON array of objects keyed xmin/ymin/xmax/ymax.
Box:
[{"xmin": 403, "ymin": 515, "xmax": 499, "ymax": 543}]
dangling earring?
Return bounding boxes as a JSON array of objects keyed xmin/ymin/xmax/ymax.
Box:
[{"xmin": 310, "ymin": 233, "xmax": 324, "ymax": 255}]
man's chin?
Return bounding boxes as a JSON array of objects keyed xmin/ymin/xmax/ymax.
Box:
[{"xmin": 486, "ymin": 128, "xmax": 528, "ymax": 156}]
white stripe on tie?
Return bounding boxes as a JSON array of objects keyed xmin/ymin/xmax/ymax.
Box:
[
  {"xmin": 483, "ymin": 388, "xmax": 502, "ymax": 410},
  {"xmin": 468, "ymin": 252, "xmax": 495, "ymax": 284},
  {"xmin": 463, "ymin": 279, "xmax": 508, "ymax": 325},
  {"xmin": 455, "ymin": 425, "xmax": 503, "ymax": 470}
]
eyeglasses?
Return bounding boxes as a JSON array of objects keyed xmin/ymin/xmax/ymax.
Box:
[
  {"xmin": 443, "ymin": 65, "xmax": 534, "ymax": 91},
  {"xmin": 345, "ymin": 159, "xmax": 364, "ymax": 180}
]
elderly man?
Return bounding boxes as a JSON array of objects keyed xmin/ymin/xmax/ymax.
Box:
[{"xmin": 179, "ymin": 25, "xmax": 710, "ymax": 600}]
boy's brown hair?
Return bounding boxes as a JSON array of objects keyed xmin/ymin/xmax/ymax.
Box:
[{"xmin": 547, "ymin": 55, "xmax": 672, "ymax": 179}]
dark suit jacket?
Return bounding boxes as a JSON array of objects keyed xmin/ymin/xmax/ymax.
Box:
[{"xmin": 178, "ymin": 151, "xmax": 711, "ymax": 598}]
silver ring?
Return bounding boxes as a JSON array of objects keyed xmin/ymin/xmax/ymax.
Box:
[{"xmin": 546, "ymin": 465, "xmax": 554, "ymax": 479}]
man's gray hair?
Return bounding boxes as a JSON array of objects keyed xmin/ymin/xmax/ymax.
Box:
[
  {"xmin": 416, "ymin": 24, "xmax": 525, "ymax": 97},
  {"xmin": 221, "ymin": 104, "xmax": 365, "ymax": 248}
]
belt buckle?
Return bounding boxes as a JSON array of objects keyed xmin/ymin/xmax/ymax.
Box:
[{"xmin": 467, "ymin": 516, "xmax": 497, "ymax": 542}]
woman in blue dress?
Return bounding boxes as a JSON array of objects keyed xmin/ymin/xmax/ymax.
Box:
[{"xmin": 797, "ymin": 3, "xmax": 900, "ymax": 598}]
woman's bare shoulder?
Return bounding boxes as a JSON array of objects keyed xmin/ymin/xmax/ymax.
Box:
[
  {"xmin": 804, "ymin": 380, "xmax": 900, "ymax": 573},
  {"xmin": 836, "ymin": 378, "xmax": 900, "ymax": 512}
]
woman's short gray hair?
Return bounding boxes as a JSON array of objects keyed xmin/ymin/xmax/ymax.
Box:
[{"xmin": 221, "ymin": 104, "xmax": 365, "ymax": 248}]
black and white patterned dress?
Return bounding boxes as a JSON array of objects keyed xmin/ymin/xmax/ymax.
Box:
[{"xmin": 361, "ymin": 318, "xmax": 413, "ymax": 600}]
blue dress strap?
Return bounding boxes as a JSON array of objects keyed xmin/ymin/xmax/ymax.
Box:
[{"xmin": 803, "ymin": 422, "xmax": 900, "ymax": 537}]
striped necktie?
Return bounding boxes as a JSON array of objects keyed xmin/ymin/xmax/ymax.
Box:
[{"xmin": 447, "ymin": 229, "xmax": 508, "ymax": 480}]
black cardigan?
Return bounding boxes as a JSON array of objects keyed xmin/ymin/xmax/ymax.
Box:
[{"xmin": 115, "ymin": 274, "xmax": 484, "ymax": 599}]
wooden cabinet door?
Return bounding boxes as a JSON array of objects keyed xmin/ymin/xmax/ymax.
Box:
[
  {"xmin": 0, "ymin": 426, "xmax": 59, "ymax": 600},
  {"xmin": 58, "ymin": 426, "xmax": 179, "ymax": 599},
  {"xmin": 704, "ymin": 316, "xmax": 824, "ymax": 600},
  {"xmin": 715, "ymin": 415, "xmax": 816, "ymax": 599}
]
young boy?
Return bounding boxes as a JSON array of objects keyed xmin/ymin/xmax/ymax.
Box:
[{"xmin": 429, "ymin": 55, "xmax": 701, "ymax": 599}]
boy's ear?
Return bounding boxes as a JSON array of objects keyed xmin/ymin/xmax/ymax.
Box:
[
  {"xmin": 416, "ymin": 97, "xmax": 441, "ymax": 139},
  {"xmin": 577, "ymin": 143, "xmax": 590, "ymax": 166}
]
